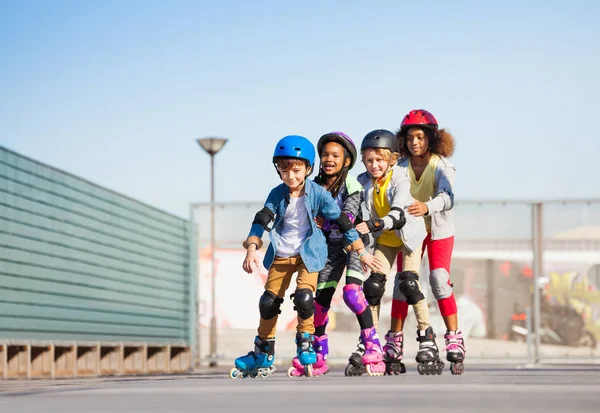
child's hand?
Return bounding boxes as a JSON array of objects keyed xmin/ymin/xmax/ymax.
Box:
[
  {"xmin": 314, "ymin": 216, "xmax": 324, "ymax": 229},
  {"xmin": 242, "ymin": 250, "xmax": 261, "ymax": 274},
  {"xmin": 355, "ymin": 222, "xmax": 370, "ymax": 234},
  {"xmin": 407, "ymin": 201, "xmax": 428, "ymax": 217},
  {"xmin": 359, "ymin": 251, "xmax": 383, "ymax": 273}
]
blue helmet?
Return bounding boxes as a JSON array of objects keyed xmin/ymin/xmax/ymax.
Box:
[{"xmin": 272, "ymin": 135, "xmax": 316, "ymax": 171}]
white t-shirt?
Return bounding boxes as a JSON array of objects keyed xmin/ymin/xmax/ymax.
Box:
[{"xmin": 276, "ymin": 195, "xmax": 311, "ymax": 257}]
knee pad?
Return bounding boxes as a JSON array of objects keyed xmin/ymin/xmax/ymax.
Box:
[
  {"xmin": 398, "ymin": 271, "xmax": 425, "ymax": 305},
  {"xmin": 363, "ymin": 272, "xmax": 386, "ymax": 306},
  {"xmin": 258, "ymin": 290, "xmax": 283, "ymax": 320},
  {"xmin": 429, "ymin": 268, "xmax": 453, "ymax": 300},
  {"xmin": 343, "ymin": 284, "xmax": 368, "ymax": 315},
  {"xmin": 292, "ymin": 288, "xmax": 315, "ymax": 320}
]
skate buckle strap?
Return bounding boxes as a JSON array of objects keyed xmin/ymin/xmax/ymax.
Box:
[
  {"xmin": 385, "ymin": 331, "xmax": 403, "ymax": 343},
  {"xmin": 417, "ymin": 334, "xmax": 435, "ymax": 343},
  {"xmin": 363, "ymin": 341, "xmax": 372, "ymax": 350},
  {"xmin": 444, "ymin": 341, "xmax": 466, "ymax": 353}
]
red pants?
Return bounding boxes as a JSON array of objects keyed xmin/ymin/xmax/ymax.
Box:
[{"xmin": 392, "ymin": 234, "xmax": 456, "ymax": 319}]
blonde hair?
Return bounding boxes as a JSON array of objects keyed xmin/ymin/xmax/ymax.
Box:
[{"xmin": 361, "ymin": 148, "xmax": 399, "ymax": 164}]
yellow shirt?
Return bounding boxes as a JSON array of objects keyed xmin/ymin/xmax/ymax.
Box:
[
  {"xmin": 408, "ymin": 153, "xmax": 440, "ymax": 231},
  {"xmin": 373, "ymin": 170, "xmax": 403, "ymax": 247}
]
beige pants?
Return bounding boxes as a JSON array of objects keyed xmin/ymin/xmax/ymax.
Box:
[
  {"xmin": 258, "ymin": 255, "xmax": 318, "ymax": 340},
  {"xmin": 370, "ymin": 243, "xmax": 431, "ymax": 331}
]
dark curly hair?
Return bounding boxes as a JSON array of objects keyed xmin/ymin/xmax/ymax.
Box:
[{"xmin": 396, "ymin": 127, "xmax": 455, "ymax": 158}]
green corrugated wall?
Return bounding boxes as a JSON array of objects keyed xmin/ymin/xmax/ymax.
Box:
[{"xmin": 0, "ymin": 146, "xmax": 196, "ymax": 347}]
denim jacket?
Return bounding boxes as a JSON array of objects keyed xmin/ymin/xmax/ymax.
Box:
[{"xmin": 247, "ymin": 179, "xmax": 361, "ymax": 273}]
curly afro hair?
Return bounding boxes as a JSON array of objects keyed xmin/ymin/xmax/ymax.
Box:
[{"xmin": 396, "ymin": 127, "xmax": 455, "ymax": 158}]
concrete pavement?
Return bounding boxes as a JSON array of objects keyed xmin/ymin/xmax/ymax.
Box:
[{"xmin": 1, "ymin": 365, "xmax": 600, "ymax": 413}]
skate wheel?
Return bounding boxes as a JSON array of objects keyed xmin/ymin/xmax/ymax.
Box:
[
  {"xmin": 304, "ymin": 364, "xmax": 314, "ymax": 378},
  {"xmin": 259, "ymin": 371, "xmax": 269, "ymax": 378},
  {"xmin": 450, "ymin": 362, "xmax": 464, "ymax": 375},
  {"xmin": 229, "ymin": 367, "xmax": 239, "ymax": 379},
  {"xmin": 437, "ymin": 360, "xmax": 445, "ymax": 375},
  {"xmin": 417, "ymin": 364, "xmax": 425, "ymax": 375},
  {"xmin": 249, "ymin": 373, "xmax": 258, "ymax": 378},
  {"xmin": 345, "ymin": 364, "xmax": 363, "ymax": 377},
  {"xmin": 287, "ymin": 366, "xmax": 295, "ymax": 378},
  {"xmin": 366, "ymin": 363, "xmax": 385, "ymax": 377}
]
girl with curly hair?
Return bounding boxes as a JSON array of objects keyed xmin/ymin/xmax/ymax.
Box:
[{"xmin": 395, "ymin": 109, "xmax": 465, "ymax": 375}]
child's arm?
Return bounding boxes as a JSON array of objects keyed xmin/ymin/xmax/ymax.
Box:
[
  {"xmin": 425, "ymin": 162, "xmax": 455, "ymax": 214},
  {"xmin": 319, "ymin": 191, "xmax": 361, "ymax": 250},
  {"xmin": 356, "ymin": 173, "xmax": 408, "ymax": 235},
  {"xmin": 242, "ymin": 188, "xmax": 277, "ymax": 249},
  {"xmin": 340, "ymin": 177, "xmax": 362, "ymax": 224},
  {"xmin": 242, "ymin": 188, "xmax": 277, "ymax": 273},
  {"xmin": 320, "ymin": 189, "xmax": 383, "ymax": 272}
]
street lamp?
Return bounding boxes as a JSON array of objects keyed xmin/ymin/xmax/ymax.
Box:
[{"xmin": 196, "ymin": 137, "xmax": 228, "ymax": 367}]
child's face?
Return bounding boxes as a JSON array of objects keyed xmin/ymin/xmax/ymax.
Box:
[
  {"xmin": 279, "ymin": 163, "xmax": 308, "ymax": 190},
  {"xmin": 320, "ymin": 142, "xmax": 349, "ymax": 176},
  {"xmin": 362, "ymin": 149, "xmax": 390, "ymax": 179},
  {"xmin": 406, "ymin": 127, "xmax": 430, "ymax": 157}
]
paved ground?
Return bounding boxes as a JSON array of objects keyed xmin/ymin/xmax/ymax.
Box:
[
  {"xmin": 1, "ymin": 364, "xmax": 600, "ymax": 413},
  {"xmin": 202, "ymin": 328, "xmax": 600, "ymax": 366}
]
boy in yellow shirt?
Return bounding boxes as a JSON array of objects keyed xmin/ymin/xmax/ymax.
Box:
[{"xmin": 356, "ymin": 129, "xmax": 444, "ymax": 375}]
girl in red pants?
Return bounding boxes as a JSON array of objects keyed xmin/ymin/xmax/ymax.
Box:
[{"xmin": 395, "ymin": 109, "xmax": 465, "ymax": 375}]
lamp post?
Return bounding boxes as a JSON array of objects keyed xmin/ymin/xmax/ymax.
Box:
[{"xmin": 196, "ymin": 137, "xmax": 228, "ymax": 367}]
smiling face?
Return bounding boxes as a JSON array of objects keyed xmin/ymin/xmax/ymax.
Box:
[
  {"xmin": 320, "ymin": 141, "xmax": 350, "ymax": 176},
  {"xmin": 406, "ymin": 127, "xmax": 430, "ymax": 157},
  {"xmin": 276, "ymin": 158, "xmax": 309, "ymax": 191},
  {"xmin": 362, "ymin": 148, "xmax": 393, "ymax": 179}
]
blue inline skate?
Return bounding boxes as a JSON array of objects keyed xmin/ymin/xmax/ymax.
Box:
[
  {"xmin": 287, "ymin": 332, "xmax": 317, "ymax": 378},
  {"xmin": 230, "ymin": 336, "xmax": 277, "ymax": 379}
]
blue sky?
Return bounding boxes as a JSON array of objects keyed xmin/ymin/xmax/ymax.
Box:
[{"xmin": 1, "ymin": 0, "xmax": 599, "ymax": 217}]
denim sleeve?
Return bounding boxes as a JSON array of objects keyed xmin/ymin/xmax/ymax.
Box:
[
  {"xmin": 248, "ymin": 187, "xmax": 279, "ymax": 239},
  {"xmin": 320, "ymin": 189, "xmax": 359, "ymax": 244}
]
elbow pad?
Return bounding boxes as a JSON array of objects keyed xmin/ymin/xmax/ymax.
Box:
[
  {"xmin": 366, "ymin": 219, "xmax": 385, "ymax": 233},
  {"xmin": 389, "ymin": 207, "xmax": 406, "ymax": 230},
  {"xmin": 252, "ymin": 207, "xmax": 275, "ymax": 232},
  {"xmin": 335, "ymin": 213, "xmax": 353, "ymax": 233}
]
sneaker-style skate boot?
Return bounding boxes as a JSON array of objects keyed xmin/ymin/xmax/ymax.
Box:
[
  {"xmin": 345, "ymin": 338, "xmax": 366, "ymax": 377},
  {"xmin": 287, "ymin": 332, "xmax": 317, "ymax": 377},
  {"xmin": 444, "ymin": 329, "xmax": 466, "ymax": 375},
  {"xmin": 383, "ymin": 331, "xmax": 406, "ymax": 375},
  {"xmin": 288, "ymin": 334, "xmax": 329, "ymax": 377},
  {"xmin": 416, "ymin": 327, "xmax": 444, "ymax": 375},
  {"xmin": 361, "ymin": 327, "xmax": 386, "ymax": 376},
  {"xmin": 230, "ymin": 336, "xmax": 276, "ymax": 379}
]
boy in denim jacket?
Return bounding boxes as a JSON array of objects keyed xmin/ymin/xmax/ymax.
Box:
[{"xmin": 230, "ymin": 135, "xmax": 381, "ymax": 379}]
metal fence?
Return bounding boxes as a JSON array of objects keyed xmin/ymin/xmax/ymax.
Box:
[{"xmin": 191, "ymin": 199, "xmax": 600, "ymax": 364}]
